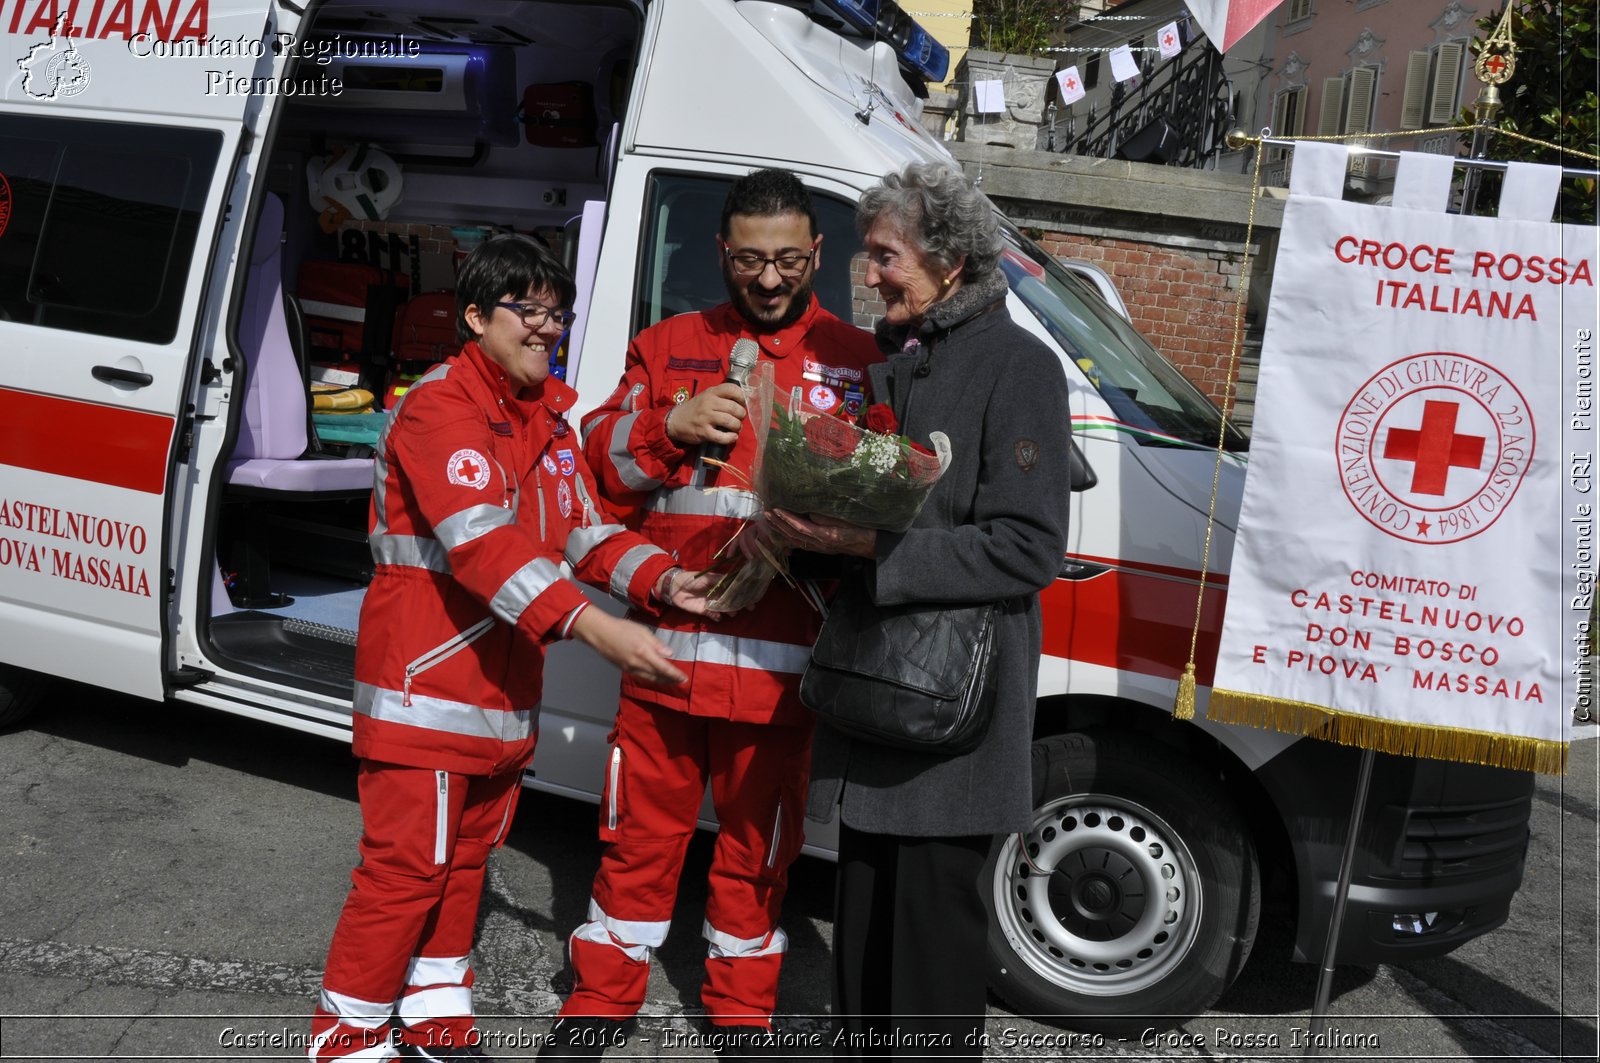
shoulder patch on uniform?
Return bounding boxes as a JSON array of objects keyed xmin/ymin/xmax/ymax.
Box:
[
  {"xmin": 447, "ymin": 449, "xmax": 492, "ymax": 490},
  {"xmin": 1014, "ymin": 439, "xmax": 1040, "ymax": 472}
]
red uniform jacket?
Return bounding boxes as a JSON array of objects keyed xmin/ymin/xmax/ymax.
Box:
[
  {"xmin": 354, "ymin": 342, "xmax": 677, "ymax": 775},
  {"xmin": 580, "ymin": 298, "xmax": 880, "ymax": 726}
]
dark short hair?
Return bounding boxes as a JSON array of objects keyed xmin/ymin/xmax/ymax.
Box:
[
  {"xmin": 720, "ymin": 168, "xmax": 817, "ymax": 238},
  {"xmin": 455, "ymin": 234, "xmax": 576, "ymax": 342}
]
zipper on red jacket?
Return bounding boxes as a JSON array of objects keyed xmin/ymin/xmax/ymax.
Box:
[{"xmin": 403, "ymin": 617, "xmax": 496, "ymax": 706}]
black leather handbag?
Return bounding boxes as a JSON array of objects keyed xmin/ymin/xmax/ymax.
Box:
[{"xmin": 799, "ymin": 584, "xmax": 998, "ymax": 755}]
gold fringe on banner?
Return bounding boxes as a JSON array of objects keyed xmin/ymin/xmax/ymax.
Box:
[{"xmin": 1207, "ymin": 689, "xmax": 1569, "ymax": 775}]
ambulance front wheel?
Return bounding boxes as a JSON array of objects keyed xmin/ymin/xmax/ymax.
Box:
[
  {"xmin": 983, "ymin": 729, "xmax": 1260, "ymax": 1034},
  {"xmin": 0, "ymin": 664, "xmax": 48, "ymax": 729}
]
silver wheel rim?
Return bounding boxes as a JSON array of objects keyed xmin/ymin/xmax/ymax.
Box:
[{"xmin": 992, "ymin": 793, "xmax": 1203, "ymax": 997}]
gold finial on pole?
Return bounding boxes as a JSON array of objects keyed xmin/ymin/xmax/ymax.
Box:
[{"xmin": 1474, "ymin": 4, "xmax": 1518, "ymax": 87}]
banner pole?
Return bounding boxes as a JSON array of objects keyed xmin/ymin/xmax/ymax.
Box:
[{"xmin": 1304, "ymin": 745, "xmax": 1376, "ymax": 1057}]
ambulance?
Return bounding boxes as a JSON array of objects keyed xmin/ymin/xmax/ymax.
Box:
[{"xmin": 0, "ymin": 0, "xmax": 1533, "ymax": 1032}]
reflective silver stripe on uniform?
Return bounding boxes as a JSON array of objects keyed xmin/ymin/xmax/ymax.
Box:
[
  {"xmin": 489, "ymin": 557, "xmax": 565, "ymax": 626},
  {"xmin": 397, "ymin": 985, "xmax": 473, "ymax": 1025},
  {"xmin": 650, "ymin": 484, "xmax": 762, "ymax": 519},
  {"xmin": 652, "ymin": 629, "xmax": 811, "ymax": 674},
  {"xmin": 704, "ymin": 922, "xmax": 788, "ymax": 959},
  {"xmin": 605, "ymin": 411, "xmax": 662, "ymax": 492},
  {"xmin": 371, "ymin": 362, "xmax": 452, "ymax": 541},
  {"xmin": 369, "ymin": 534, "xmax": 451, "ymax": 573},
  {"xmin": 582, "ymin": 898, "xmax": 670, "ymax": 949},
  {"xmin": 317, "ymin": 987, "xmax": 393, "ymax": 1026},
  {"xmin": 609, "ymin": 544, "xmax": 663, "ymax": 601},
  {"xmin": 565, "ymin": 523, "xmax": 625, "ymax": 568},
  {"xmin": 405, "ymin": 954, "xmax": 470, "ymax": 987},
  {"xmin": 354, "ymin": 683, "xmax": 537, "ymax": 743},
  {"xmin": 434, "ymin": 502, "xmax": 515, "ymax": 552}
]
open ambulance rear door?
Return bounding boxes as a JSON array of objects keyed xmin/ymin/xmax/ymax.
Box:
[{"xmin": 0, "ymin": 0, "xmax": 299, "ymax": 701}]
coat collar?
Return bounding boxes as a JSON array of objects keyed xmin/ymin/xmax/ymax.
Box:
[
  {"xmin": 459, "ymin": 340, "xmax": 578, "ymax": 425},
  {"xmin": 873, "ymin": 270, "xmax": 1009, "ymax": 353}
]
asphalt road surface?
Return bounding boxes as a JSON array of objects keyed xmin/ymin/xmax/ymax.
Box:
[{"xmin": 1, "ymin": 684, "xmax": 1595, "ymax": 1061}]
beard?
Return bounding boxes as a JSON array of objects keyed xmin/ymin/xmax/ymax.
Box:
[{"xmin": 725, "ymin": 268, "xmax": 814, "ymax": 332}]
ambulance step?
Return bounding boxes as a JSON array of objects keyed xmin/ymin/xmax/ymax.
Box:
[{"xmin": 208, "ymin": 612, "xmax": 358, "ymax": 698}]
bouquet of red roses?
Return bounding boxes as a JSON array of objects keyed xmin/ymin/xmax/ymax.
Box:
[
  {"xmin": 751, "ymin": 375, "xmax": 950, "ymax": 534},
  {"xmin": 702, "ymin": 364, "xmax": 950, "ymax": 612}
]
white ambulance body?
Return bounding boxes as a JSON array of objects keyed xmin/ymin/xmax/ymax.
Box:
[{"xmin": 0, "ymin": 0, "xmax": 1532, "ymax": 1030}]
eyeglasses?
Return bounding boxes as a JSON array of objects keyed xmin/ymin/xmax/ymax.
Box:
[
  {"xmin": 723, "ymin": 244, "xmax": 817, "ymax": 278},
  {"xmin": 496, "ymin": 302, "xmax": 577, "ymax": 329}
]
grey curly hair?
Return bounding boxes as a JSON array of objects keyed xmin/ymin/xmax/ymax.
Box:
[{"xmin": 856, "ymin": 162, "xmax": 1002, "ymax": 282}]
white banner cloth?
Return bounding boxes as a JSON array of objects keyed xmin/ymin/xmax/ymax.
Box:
[{"xmin": 1207, "ymin": 153, "xmax": 1591, "ymax": 772}]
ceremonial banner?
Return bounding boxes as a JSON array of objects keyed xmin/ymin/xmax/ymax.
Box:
[{"xmin": 1203, "ymin": 145, "xmax": 1593, "ymax": 774}]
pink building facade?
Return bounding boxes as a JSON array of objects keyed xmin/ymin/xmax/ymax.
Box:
[{"xmin": 1241, "ymin": 0, "xmax": 1488, "ymax": 191}]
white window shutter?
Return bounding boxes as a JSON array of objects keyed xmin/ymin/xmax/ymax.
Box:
[
  {"xmin": 1318, "ymin": 76, "xmax": 1344, "ymax": 135},
  {"xmin": 1344, "ymin": 66, "xmax": 1376, "ymax": 134},
  {"xmin": 1401, "ymin": 50, "xmax": 1431, "ymax": 129},
  {"xmin": 1428, "ymin": 43, "xmax": 1465, "ymax": 125}
]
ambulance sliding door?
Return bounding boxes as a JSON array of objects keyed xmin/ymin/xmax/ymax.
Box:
[{"xmin": 0, "ymin": 1, "xmax": 294, "ymax": 701}]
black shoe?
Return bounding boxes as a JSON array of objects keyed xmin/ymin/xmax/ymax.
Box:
[
  {"xmin": 395, "ymin": 1041, "xmax": 493, "ymax": 1061},
  {"xmin": 706, "ymin": 1025, "xmax": 778, "ymax": 1057},
  {"xmin": 538, "ymin": 1017, "xmax": 626, "ymax": 1061}
]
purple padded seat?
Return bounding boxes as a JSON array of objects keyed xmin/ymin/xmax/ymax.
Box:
[{"xmin": 226, "ymin": 193, "xmax": 372, "ymax": 493}]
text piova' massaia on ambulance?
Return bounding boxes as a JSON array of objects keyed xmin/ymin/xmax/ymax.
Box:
[{"xmin": 0, "ymin": 0, "xmax": 1536, "ymax": 1031}]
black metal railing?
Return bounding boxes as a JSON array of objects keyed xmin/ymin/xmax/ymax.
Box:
[{"xmin": 1049, "ymin": 43, "xmax": 1233, "ymax": 168}]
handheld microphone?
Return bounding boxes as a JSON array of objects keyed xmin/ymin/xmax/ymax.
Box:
[{"xmin": 700, "ymin": 338, "xmax": 761, "ymax": 468}]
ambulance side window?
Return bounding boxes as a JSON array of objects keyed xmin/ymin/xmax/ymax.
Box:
[
  {"xmin": 0, "ymin": 114, "xmax": 220, "ymax": 344},
  {"xmin": 634, "ymin": 172, "xmax": 861, "ymax": 333}
]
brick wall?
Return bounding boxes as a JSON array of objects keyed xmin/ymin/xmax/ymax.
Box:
[{"xmin": 1034, "ymin": 232, "xmax": 1248, "ymax": 405}]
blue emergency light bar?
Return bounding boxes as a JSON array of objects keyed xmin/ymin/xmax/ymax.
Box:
[{"xmin": 815, "ymin": 0, "xmax": 950, "ymax": 82}]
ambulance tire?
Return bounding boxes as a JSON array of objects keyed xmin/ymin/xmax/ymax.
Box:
[
  {"xmin": 0, "ymin": 665, "xmax": 48, "ymax": 729},
  {"xmin": 983, "ymin": 729, "xmax": 1259, "ymax": 1035}
]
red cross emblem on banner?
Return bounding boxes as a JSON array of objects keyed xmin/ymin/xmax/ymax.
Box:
[
  {"xmin": 1065, "ymin": 76, "xmax": 1077, "ymax": 90},
  {"xmin": 1381, "ymin": 399, "xmax": 1486, "ymax": 496},
  {"xmin": 1163, "ymin": 32, "xmax": 1175, "ymax": 47}
]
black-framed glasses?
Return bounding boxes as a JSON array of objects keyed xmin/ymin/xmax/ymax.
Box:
[
  {"xmin": 723, "ymin": 244, "xmax": 817, "ymax": 277},
  {"xmin": 496, "ymin": 302, "xmax": 577, "ymax": 329}
]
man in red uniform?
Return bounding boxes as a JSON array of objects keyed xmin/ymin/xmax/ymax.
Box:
[
  {"xmin": 547, "ymin": 169, "xmax": 881, "ymax": 1055},
  {"xmin": 310, "ymin": 235, "xmax": 717, "ymax": 1063}
]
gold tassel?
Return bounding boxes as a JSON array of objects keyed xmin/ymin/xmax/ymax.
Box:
[
  {"xmin": 1173, "ymin": 663, "xmax": 1197, "ymax": 720},
  {"xmin": 1206, "ymin": 689, "xmax": 1569, "ymax": 775}
]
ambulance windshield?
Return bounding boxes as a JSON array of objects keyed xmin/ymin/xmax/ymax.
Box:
[{"xmin": 998, "ymin": 224, "xmax": 1248, "ymax": 453}]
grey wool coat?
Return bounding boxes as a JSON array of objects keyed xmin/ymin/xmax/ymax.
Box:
[{"xmin": 806, "ymin": 271, "xmax": 1074, "ymax": 837}]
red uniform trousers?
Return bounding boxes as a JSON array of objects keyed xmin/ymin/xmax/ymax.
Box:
[
  {"xmin": 310, "ymin": 761, "xmax": 522, "ymax": 1062},
  {"xmin": 560, "ymin": 699, "xmax": 812, "ymax": 1027}
]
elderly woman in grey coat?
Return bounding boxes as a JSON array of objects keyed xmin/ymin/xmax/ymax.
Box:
[{"xmin": 769, "ymin": 162, "xmax": 1073, "ymax": 1056}]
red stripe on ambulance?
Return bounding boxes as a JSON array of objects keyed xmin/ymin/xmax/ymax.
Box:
[
  {"xmin": 1041, "ymin": 563, "xmax": 1226, "ymax": 686},
  {"xmin": 0, "ymin": 388, "xmax": 173, "ymax": 494}
]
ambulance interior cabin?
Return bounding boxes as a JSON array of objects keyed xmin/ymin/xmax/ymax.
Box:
[{"xmin": 210, "ymin": 0, "xmax": 645, "ymax": 695}]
